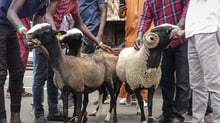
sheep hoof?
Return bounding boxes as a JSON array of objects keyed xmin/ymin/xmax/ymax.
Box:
[
  {"xmin": 88, "ymin": 110, "xmax": 97, "ymax": 116},
  {"xmin": 104, "ymin": 112, "xmax": 111, "ymax": 122},
  {"xmin": 136, "ymin": 111, "xmax": 141, "ymax": 115},
  {"xmin": 69, "ymin": 116, "xmax": 78, "ymax": 122}
]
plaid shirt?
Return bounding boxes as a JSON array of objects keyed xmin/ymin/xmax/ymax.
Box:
[
  {"xmin": 53, "ymin": 0, "xmax": 79, "ymax": 30},
  {"xmin": 138, "ymin": 0, "xmax": 189, "ymax": 47}
]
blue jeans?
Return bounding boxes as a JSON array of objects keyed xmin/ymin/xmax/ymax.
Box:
[
  {"xmin": 33, "ymin": 48, "xmax": 58, "ymax": 117},
  {"xmin": 160, "ymin": 42, "xmax": 190, "ymax": 120},
  {"xmin": 0, "ymin": 25, "xmax": 24, "ymax": 119},
  {"xmin": 32, "ymin": 49, "xmax": 44, "ymax": 109}
]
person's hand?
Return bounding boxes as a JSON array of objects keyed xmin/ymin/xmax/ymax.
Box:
[
  {"xmin": 23, "ymin": 32, "xmax": 42, "ymax": 49},
  {"xmin": 134, "ymin": 36, "xmax": 143, "ymax": 50},
  {"xmin": 170, "ymin": 27, "xmax": 185, "ymax": 39},
  {"xmin": 98, "ymin": 42, "xmax": 114, "ymax": 54},
  {"xmin": 22, "ymin": 31, "xmax": 31, "ymax": 49}
]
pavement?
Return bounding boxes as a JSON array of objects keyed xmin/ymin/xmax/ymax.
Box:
[{"xmin": 4, "ymin": 67, "xmax": 193, "ymax": 123}]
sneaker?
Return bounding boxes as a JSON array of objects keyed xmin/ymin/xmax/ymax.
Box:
[
  {"xmin": 47, "ymin": 111, "xmax": 64, "ymax": 121},
  {"xmin": 34, "ymin": 115, "xmax": 48, "ymax": 123},
  {"xmin": 22, "ymin": 91, "xmax": 32, "ymax": 97},
  {"xmin": 119, "ymin": 98, "xmax": 126, "ymax": 105},
  {"xmin": 156, "ymin": 114, "xmax": 171, "ymax": 122}
]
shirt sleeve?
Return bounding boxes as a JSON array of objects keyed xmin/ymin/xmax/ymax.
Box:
[
  {"xmin": 138, "ymin": 0, "xmax": 153, "ymax": 33},
  {"xmin": 71, "ymin": 0, "xmax": 79, "ymax": 15},
  {"xmin": 98, "ymin": 0, "xmax": 107, "ymax": 4},
  {"xmin": 181, "ymin": 0, "xmax": 189, "ymax": 18}
]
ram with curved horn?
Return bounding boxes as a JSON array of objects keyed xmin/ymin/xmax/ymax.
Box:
[{"xmin": 115, "ymin": 23, "xmax": 176, "ymax": 123}]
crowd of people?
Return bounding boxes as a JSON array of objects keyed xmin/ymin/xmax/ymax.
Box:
[{"xmin": 0, "ymin": 0, "xmax": 220, "ymax": 123}]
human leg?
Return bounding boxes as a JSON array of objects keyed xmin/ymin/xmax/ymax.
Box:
[
  {"xmin": 0, "ymin": 25, "xmax": 8, "ymax": 121},
  {"xmin": 7, "ymin": 27, "xmax": 24, "ymax": 122},
  {"xmin": 158, "ymin": 48, "xmax": 175, "ymax": 121},
  {"xmin": 31, "ymin": 49, "xmax": 44, "ymax": 109},
  {"xmin": 33, "ymin": 48, "xmax": 47, "ymax": 119},
  {"xmin": 47, "ymin": 64, "xmax": 63, "ymax": 121},
  {"xmin": 198, "ymin": 29, "xmax": 220, "ymax": 122},
  {"xmin": 188, "ymin": 35, "xmax": 209, "ymax": 123},
  {"xmin": 173, "ymin": 42, "xmax": 190, "ymax": 121}
]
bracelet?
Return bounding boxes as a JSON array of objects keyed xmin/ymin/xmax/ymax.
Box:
[
  {"xmin": 17, "ymin": 25, "xmax": 27, "ymax": 34},
  {"xmin": 98, "ymin": 41, "xmax": 103, "ymax": 46}
]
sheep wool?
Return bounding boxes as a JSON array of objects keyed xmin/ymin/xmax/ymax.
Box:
[
  {"xmin": 27, "ymin": 23, "xmax": 50, "ymax": 34},
  {"xmin": 59, "ymin": 28, "xmax": 83, "ymax": 40},
  {"xmin": 116, "ymin": 45, "xmax": 161, "ymax": 90}
]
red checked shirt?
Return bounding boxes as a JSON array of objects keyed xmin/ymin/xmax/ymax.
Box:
[{"xmin": 138, "ymin": 0, "xmax": 189, "ymax": 47}]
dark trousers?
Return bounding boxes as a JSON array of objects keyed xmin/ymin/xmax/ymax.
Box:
[
  {"xmin": 160, "ymin": 42, "xmax": 190, "ymax": 120},
  {"xmin": 82, "ymin": 28, "xmax": 98, "ymax": 54},
  {"xmin": 33, "ymin": 48, "xmax": 58, "ymax": 117},
  {"xmin": 0, "ymin": 25, "xmax": 24, "ymax": 119}
]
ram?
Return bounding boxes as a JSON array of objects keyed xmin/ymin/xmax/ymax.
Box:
[{"xmin": 116, "ymin": 24, "xmax": 176, "ymax": 123}]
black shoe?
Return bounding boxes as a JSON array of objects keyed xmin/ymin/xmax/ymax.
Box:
[
  {"xmin": 171, "ymin": 117, "xmax": 183, "ymax": 123},
  {"xmin": 156, "ymin": 114, "xmax": 171, "ymax": 122},
  {"xmin": 47, "ymin": 111, "xmax": 63, "ymax": 121}
]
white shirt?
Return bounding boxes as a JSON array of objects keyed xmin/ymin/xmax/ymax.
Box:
[{"xmin": 185, "ymin": 0, "xmax": 220, "ymax": 38}]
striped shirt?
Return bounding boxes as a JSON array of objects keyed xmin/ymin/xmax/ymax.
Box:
[
  {"xmin": 138, "ymin": 0, "xmax": 189, "ymax": 47},
  {"xmin": 53, "ymin": 0, "xmax": 79, "ymax": 30}
]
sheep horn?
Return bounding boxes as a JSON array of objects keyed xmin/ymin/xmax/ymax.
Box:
[{"xmin": 143, "ymin": 32, "xmax": 160, "ymax": 49}]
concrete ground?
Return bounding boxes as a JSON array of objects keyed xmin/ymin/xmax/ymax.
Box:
[{"xmin": 4, "ymin": 67, "xmax": 193, "ymax": 123}]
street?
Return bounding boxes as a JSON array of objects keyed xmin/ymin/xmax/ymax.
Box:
[{"xmin": 4, "ymin": 68, "xmax": 193, "ymax": 123}]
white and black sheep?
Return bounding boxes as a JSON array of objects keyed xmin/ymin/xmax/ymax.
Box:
[
  {"xmin": 26, "ymin": 24, "xmax": 117, "ymax": 123},
  {"xmin": 116, "ymin": 24, "xmax": 177, "ymax": 123}
]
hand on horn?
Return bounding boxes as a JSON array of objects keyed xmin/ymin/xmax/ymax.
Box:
[{"xmin": 170, "ymin": 27, "xmax": 185, "ymax": 39}]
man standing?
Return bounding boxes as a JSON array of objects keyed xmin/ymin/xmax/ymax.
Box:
[
  {"xmin": 184, "ymin": 0, "xmax": 220, "ymax": 122},
  {"xmin": 134, "ymin": 0, "xmax": 190, "ymax": 122},
  {"xmin": 78, "ymin": 0, "xmax": 107, "ymax": 54},
  {"xmin": 0, "ymin": 0, "xmax": 46, "ymax": 122}
]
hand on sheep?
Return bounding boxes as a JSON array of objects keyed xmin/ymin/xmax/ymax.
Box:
[
  {"xmin": 170, "ymin": 27, "xmax": 185, "ymax": 39},
  {"xmin": 134, "ymin": 36, "xmax": 143, "ymax": 50},
  {"xmin": 26, "ymin": 38, "xmax": 42, "ymax": 49},
  {"xmin": 98, "ymin": 42, "xmax": 115, "ymax": 54}
]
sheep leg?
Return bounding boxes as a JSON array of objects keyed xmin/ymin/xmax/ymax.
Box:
[
  {"xmin": 70, "ymin": 92, "xmax": 78, "ymax": 122},
  {"xmin": 75, "ymin": 92, "xmax": 83, "ymax": 123},
  {"xmin": 147, "ymin": 86, "xmax": 155, "ymax": 123},
  {"xmin": 62, "ymin": 91, "xmax": 69, "ymax": 123},
  {"xmin": 105, "ymin": 81, "xmax": 117, "ymax": 123},
  {"xmin": 134, "ymin": 88, "xmax": 146, "ymax": 123},
  {"xmin": 105, "ymin": 81, "xmax": 122, "ymax": 122},
  {"xmin": 81, "ymin": 93, "xmax": 89, "ymax": 123}
]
